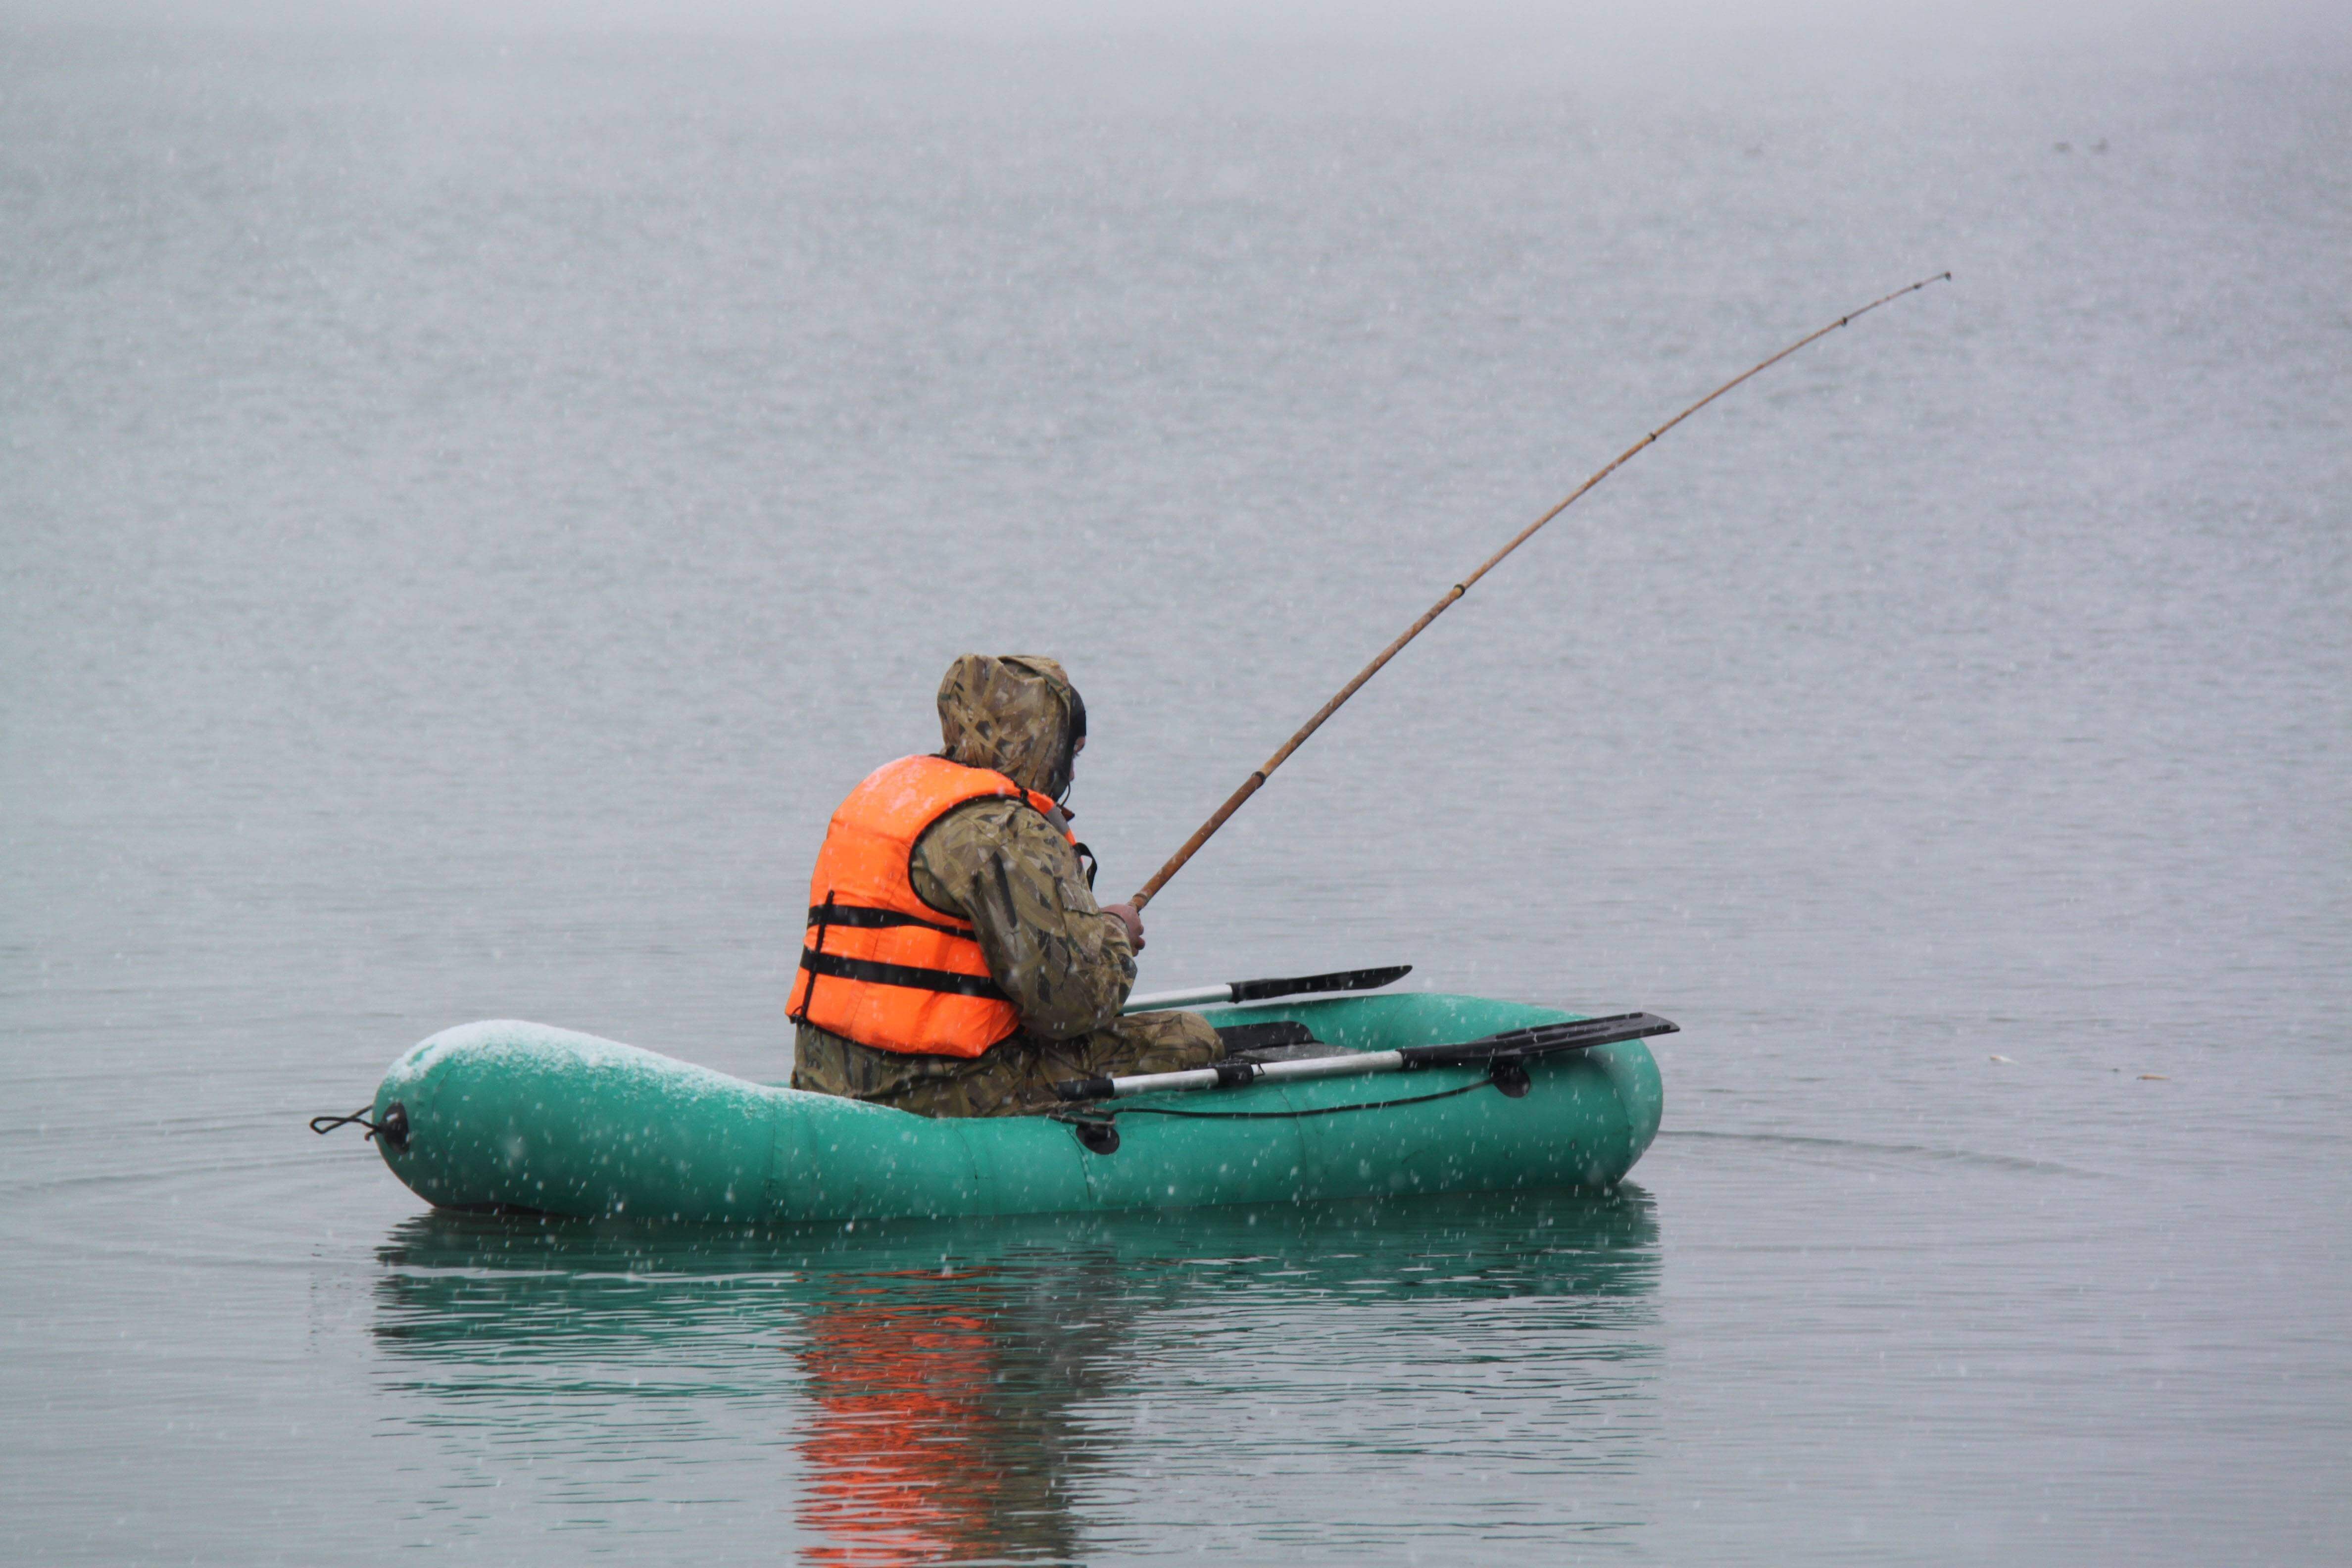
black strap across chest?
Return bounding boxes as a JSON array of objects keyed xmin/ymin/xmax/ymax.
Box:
[{"xmin": 804, "ymin": 903, "xmax": 973, "ymax": 939}]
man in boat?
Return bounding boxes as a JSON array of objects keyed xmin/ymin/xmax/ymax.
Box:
[{"xmin": 788, "ymin": 653, "xmax": 1225, "ymax": 1117}]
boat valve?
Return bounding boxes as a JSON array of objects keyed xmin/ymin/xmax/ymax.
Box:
[
  {"xmin": 1070, "ymin": 1119, "xmax": 1121, "ymax": 1155},
  {"xmin": 1487, "ymin": 1057, "xmax": 1532, "ymax": 1097}
]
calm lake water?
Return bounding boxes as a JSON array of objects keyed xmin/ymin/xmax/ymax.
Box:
[{"xmin": 3, "ymin": 6, "xmax": 2347, "ymax": 1562}]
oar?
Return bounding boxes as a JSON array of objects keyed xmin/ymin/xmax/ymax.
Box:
[
  {"xmin": 1125, "ymin": 274, "xmax": 1952, "ymax": 913},
  {"xmin": 1055, "ymin": 1011, "xmax": 1677, "ymax": 1102},
  {"xmin": 1122, "ymin": 964, "xmax": 1412, "ymax": 1015}
]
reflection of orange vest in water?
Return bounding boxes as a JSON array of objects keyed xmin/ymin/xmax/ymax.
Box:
[
  {"xmin": 786, "ymin": 755, "xmax": 1069, "ymax": 1057},
  {"xmin": 797, "ymin": 1302, "xmax": 1002, "ymax": 1567}
]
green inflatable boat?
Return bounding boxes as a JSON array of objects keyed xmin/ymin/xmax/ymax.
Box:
[{"xmin": 354, "ymin": 992, "xmax": 1666, "ymax": 1223}]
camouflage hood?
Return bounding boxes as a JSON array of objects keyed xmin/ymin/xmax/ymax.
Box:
[{"xmin": 936, "ymin": 654, "xmax": 1085, "ymax": 799}]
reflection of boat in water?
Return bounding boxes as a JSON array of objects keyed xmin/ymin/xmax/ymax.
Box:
[
  {"xmin": 363, "ymin": 993, "xmax": 1665, "ymax": 1223},
  {"xmin": 373, "ymin": 1189, "xmax": 1663, "ymax": 1326},
  {"xmin": 372, "ymin": 1192, "xmax": 1660, "ymax": 1563}
]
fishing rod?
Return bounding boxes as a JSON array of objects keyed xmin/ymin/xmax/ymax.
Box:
[{"xmin": 1128, "ymin": 272, "xmax": 1951, "ymax": 911}]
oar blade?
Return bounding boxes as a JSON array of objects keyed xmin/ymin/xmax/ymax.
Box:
[
  {"xmin": 1399, "ymin": 1012, "xmax": 1678, "ymax": 1068},
  {"xmin": 1226, "ymin": 964, "xmax": 1412, "ymax": 1004}
]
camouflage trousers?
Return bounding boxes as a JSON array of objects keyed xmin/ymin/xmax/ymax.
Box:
[{"xmin": 790, "ymin": 1009, "xmax": 1224, "ymax": 1119}]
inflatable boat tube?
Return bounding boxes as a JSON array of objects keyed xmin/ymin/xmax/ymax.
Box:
[{"xmin": 366, "ymin": 992, "xmax": 1665, "ymax": 1223}]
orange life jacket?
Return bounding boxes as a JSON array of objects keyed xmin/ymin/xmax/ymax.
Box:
[{"xmin": 786, "ymin": 754, "xmax": 1071, "ymax": 1057}]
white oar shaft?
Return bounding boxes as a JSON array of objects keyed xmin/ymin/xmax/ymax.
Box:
[
  {"xmin": 1096, "ymin": 1050, "xmax": 1408, "ymax": 1098},
  {"xmin": 1121, "ymin": 983, "xmax": 1234, "ymax": 1014}
]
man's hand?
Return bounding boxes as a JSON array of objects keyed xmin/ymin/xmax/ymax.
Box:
[{"xmin": 1101, "ymin": 902, "xmax": 1145, "ymax": 953}]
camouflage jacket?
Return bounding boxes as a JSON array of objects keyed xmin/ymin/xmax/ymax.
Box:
[{"xmin": 907, "ymin": 794, "xmax": 1135, "ymax": 1039}]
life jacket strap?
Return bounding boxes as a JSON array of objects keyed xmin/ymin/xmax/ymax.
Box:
[
  {"xmin": 803, "ymin": 903, "xmax": 973, "ymax": 939},
  {"xmin": 796, "ymin": 948, "xmax": 1010, "ymax": 1000}
]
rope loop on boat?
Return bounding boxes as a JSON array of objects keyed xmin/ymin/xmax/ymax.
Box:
[{"xmin": 309, "ymin": 1102, "xmax": 409, "ymax": 1148}]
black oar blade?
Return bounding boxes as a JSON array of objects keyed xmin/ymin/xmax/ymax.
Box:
[
  {"xmin": 1399, "ymin": 1012, "xmax": 1678, "ymax": 1068},
  {"xmin": 1227, "ymin": 965, "xmax": 1412, "ymax": 1004}
]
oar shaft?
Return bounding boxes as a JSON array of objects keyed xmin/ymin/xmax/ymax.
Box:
[
  {"xmin": 1129, "ymin": 273, "xmax": 1951, "ymax": 910},
  {"xmin": 1073, "ymin": 1050, "xmax": 1409, "ymax": 1101},
  {"xmin": 1122, "ymin": 983, "xmax": 1236, "ymax": 1013},
  {"xmin": 1055, "ymin": 1011, "xmax": 1678, "ymax": 1102}
]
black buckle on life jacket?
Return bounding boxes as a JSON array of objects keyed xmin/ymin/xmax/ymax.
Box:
[{"xmin": 788, "ymin": 891, "xmax": 839, "ymax": 1024}]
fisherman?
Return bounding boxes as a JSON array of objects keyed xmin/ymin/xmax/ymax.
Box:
[{"xmin": 788, "ymin": 654, "xmax": 1225, "ymax": 1117}]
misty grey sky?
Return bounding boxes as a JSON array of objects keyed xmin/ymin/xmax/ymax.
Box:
[{"xmin": 7, "ymin": 0, "xmax": 2340, "ymax": 49}]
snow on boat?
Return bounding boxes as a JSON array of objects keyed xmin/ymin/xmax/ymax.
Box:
[{"xmin": 362, "ymin": 992, "xmax": 1665, "ymax": 1223}]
